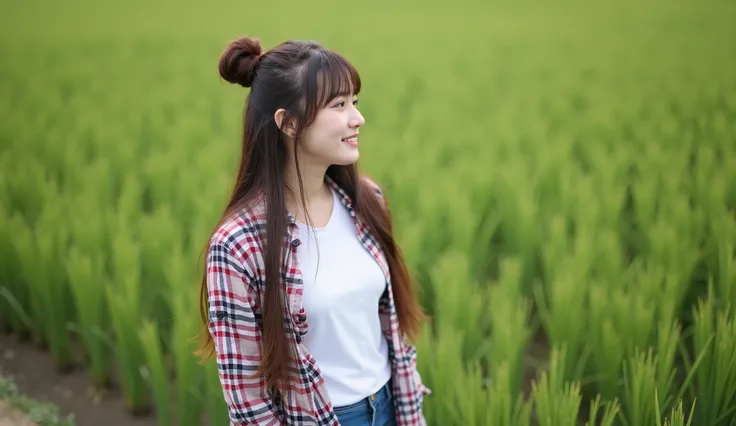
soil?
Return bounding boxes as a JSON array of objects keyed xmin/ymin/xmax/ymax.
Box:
[
  {"xmin": 0, "ymin": 400, "xmax": 36, "ymax": 426},
  {"xmin": 0, "ymin": 333, "xmax": 158, "ymax": 426}
]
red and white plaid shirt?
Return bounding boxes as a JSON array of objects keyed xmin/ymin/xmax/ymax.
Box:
[{"xmin": 206, "ymin": 175, "xmax": 431, "ymax": 425}]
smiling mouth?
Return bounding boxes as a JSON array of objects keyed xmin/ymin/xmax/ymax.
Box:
[{"xmin": 342, "ymin": 134, "xmax": 359, "ymax": 145}]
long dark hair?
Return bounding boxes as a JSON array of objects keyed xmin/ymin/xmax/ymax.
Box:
[{"xmin": 195, "ymin": 36, "xmax": 428, "ymax": 392}]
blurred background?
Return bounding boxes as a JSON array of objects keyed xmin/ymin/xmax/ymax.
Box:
[{"xmin": 1, "ymin": 0, "xmax": 735, "ymax": 425}]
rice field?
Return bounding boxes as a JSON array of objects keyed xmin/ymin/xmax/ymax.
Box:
[{"xmin": 1, "ymin": 0, "xmax": 735, "ymax": 425}]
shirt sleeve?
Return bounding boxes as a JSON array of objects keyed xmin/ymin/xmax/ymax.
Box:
[{"xmin": 206, "ymin": 238, "xmax": 283, "ymax": 426}]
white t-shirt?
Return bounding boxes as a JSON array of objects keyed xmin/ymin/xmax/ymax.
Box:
[{"xmin": 296, "ymin": 188, "xmax": 392, "ymax": 407}]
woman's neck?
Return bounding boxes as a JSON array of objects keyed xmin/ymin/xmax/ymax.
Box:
[{"xmin": 283, "ymin": 162, "xmax": 333, "ymax": 225}]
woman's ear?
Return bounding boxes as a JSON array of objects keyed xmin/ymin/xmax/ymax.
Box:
[{"xmin": 274, "ymin": 108, "xmax": 297, "ymax": 138}]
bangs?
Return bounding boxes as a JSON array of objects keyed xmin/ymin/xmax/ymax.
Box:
[
  {"xmin": 315, "ymin": 53, "xmax": 361, "ymax": 106},
  {"xmin": 299, "ymin": 50, "xmax": 362, "ymax": 123}
]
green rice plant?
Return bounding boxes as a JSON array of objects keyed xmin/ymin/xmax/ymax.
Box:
[
  {"xmin": 140, "ymin": 149, "xmax": 179, "ymax": 219},
  {"xmin": 586, "ymin": 282, "xmax": 625, "ymax": 401},
  {"xmin": 620, "ymin": 348, "xmax": 657, "ymax": 426},
  {"xmin": 428, "ymin": 183, "xmax": 481, "ymax": 260},
  {"xmin": 489, "ymin": 363, "xmax": 534, "ymax": 426},
  {"xmin": 168, "ymin": 248, "xmax": 204, "ymax": 426},
  {"xmin": 105, "ymin": 220, "xmax": 149, "ymax": 413},
  {"xmin": 695, "ymin": 145, "xmax": 729, "ymax": 222},
  {"xmin": 413, "ymin": 323, "xmax": 434, "ymax": 420},
  {"xmin": 139, "ymin": 320, "xmax": 172, "ymax": 426},
  {"xmin": 727, "ymin": 153, "xmax": 736, "ymax": 213},
  {"xmin": 429, "ymin": 251, "xmax": 487, "ymax": 363},
  {"xmin": 653, "ymin": 318, "xmax": 682, "ymax": 415},
  {"xmin": 75, "ymin": 158, "xmax": 115, "ymax": 212},
  {"xmin": 533, "ymin": 141, "xmax": 574, "ymax": 220},
  {"xmin": 689, "ymin": 294, "xmax": 736, "ymax": 426},
  {"xmin": 138, "ymin": 204, "xmax": 184, "ymax": 334},
  {"xmin": 538, "ymin": 214, "xmax": 569, "ymax": 292},
  {"xmin": 172, "ymin": 164, "xmax": 210, "ymax": 237},
  {"xmin": 497, "ymin": 173, "xmax": 540, "ymax": 268},
  {"xmin": 588, "ymin": 227, "xmax": 627, "ymax": 288},
  {"xmin": 3, "ymin": 157, "xmax": 45, "ymax": 227},
  {"xmin": 617, "ymin": 341, "xmax": 700, "ymax": 426},
  {"xmin": 666, "ymin": 196, "xmax": 706, "ymax": 267},
  {"xmin": 0, "ymin": 209, "xmax": 31, "ymax": 337},
  {"xmin": 418, "ymin": 321, "xmax": 467, "ymax": 425},
  {"xmin": 450, "ymin": 358, "xmax": 490, "ymax": 426},
  {"xmin": 531, "ymin": 346, "xmax": 584, "ymax": 426},
  {"xmin": 534, "ymin": 245, "xmax": 590, "ymax": 384},
  {"xmin": 404, "ymin": 187, "xmax": 451, "ymax": 275},
  {"xmin": 116, "ymin": 172, "xmax": 144, "ymax": 232},
  {"xmin": 711, "ymin": 213, "xmax": 736, "ymax": 310},
  {"xmin": 0, "ymin": 179, "xmax": 12, "ymax": 330},
  {"xmin": 610, "ymin": 285, "xmax": 657, "ymax": 359},
  {"xmin": 625, "ymin": 249, "xmax": 692, "ymax": 328},
  {"xmin": 487, "ymin": 257, "xmax": 532, "ymax": 399},
  {"xmin": 655, "ymin": 394, "xmax": 696, "ymax": 426},
  {"xmin": 584, "ymin": 394, "xmax": 620, "ymax": 426},
  {"xmin": 13, "ymin": 197, "xmax": 74, "ymax": 370},
  {"xmin": 460, "ymin": 360, "xmax": 533, "ymax": 426},
  {"xmin": 106, "ymin": 284, "xmax": 149, "ymax": 413},
  {"xmin": 657, "ymin": 272, "xmax": 690, "ymax": 335},
  {"xmin": 468, "ymin": 197, "xmax": 503, "ymax": 281},
  {"xmin": 614, "ymin": 264, "xmax": 686, "ymax": 413},
  {"xmin": 64, "ymin": 246, "xmax": 110, "ymax": 388},
  {"xmin": 66, "ymin": 175, "xmax": 112, "ymax": 263},
  {"xmin": 630, "ymin": 177, "xmax": 658, "ymax": 258}
]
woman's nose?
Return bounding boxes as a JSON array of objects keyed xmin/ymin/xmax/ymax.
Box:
[{"xmin": 349, "ymin": 109, "xmax": 365, "ymax": 128}]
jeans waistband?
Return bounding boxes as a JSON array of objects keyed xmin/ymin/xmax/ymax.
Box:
[
  {"xmin": 334, "ymin": 378, "xmax": 393, "ymax": 410},
  {"xmin": 369, "ymin": 379, "xmax": 392, "ymax": 402}
]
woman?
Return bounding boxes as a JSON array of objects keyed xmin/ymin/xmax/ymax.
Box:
[{"xmin": 195, "ymin": 35, "xmax": 431, "ymax": 426}]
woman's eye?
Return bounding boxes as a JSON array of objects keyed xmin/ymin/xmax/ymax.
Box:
[{"xmin": 333, "ymin": 98, "xmax": 357, "ymax": 108}]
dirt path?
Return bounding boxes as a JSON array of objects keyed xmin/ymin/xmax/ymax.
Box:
[
  {"xmin": 0, "ymin": 333, "xmax": 158, "ymax": 426},
  {"xmin": 0, "ymin": 401, "xmax": 35, "ymax": 426}
]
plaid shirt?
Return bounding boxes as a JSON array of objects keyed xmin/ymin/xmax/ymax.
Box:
[{"xmin": 206, "ymin": 175, "xmax": 431, "ymax": 426}]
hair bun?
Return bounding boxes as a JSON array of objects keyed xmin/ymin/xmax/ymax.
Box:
[{"xmin": 219, "ymin": 36, "xmax": 264, "ymax": 88}]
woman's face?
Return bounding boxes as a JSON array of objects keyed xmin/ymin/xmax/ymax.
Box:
[{"xmin": 297, "ymin": 92, "xmax": 365, "ymax": 168}]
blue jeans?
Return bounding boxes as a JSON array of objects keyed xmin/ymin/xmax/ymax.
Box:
[{"xmin": 333, "ymin": 380, "xmax": 397, "ymax": 426}]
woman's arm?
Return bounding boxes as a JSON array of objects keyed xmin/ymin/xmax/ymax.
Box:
[{"xmin": 206, "ymin": 238, "xmax": 282, "ymax": 426}]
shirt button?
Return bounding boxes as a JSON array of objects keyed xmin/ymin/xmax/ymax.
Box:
[{"xmin": 291, "ymin": 239, "xmax": 301, "ymax": 247}]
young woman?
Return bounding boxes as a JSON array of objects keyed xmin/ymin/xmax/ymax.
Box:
[{"xmin": 195, "ymin": 36, "xmax": 431, "ymax": 426}]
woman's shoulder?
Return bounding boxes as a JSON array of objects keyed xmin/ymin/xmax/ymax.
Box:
[
  {"xmin": 360, "ymin": 174, "xmax": 386, "ymax": 206},
  {"xmin": 360, "ymin": 174, "xmax": 383, "ymax": 195},
  {"xmin": 209, "ymin": 195, "xmax": 268, "ymax": 264}
]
